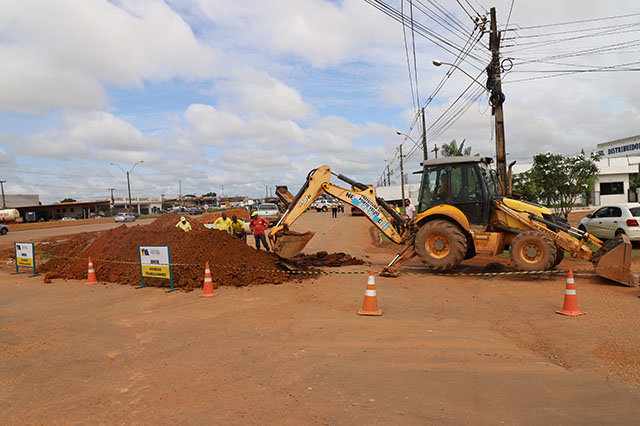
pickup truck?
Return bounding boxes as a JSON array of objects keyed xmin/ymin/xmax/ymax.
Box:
[{"xmin": 256, "ymin": 203, "xmax": 282, "ymax": 223}]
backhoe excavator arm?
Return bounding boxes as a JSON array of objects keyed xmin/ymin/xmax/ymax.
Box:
[{"xmin": 268, "ymin": 166, "xmax": 410, "ymax": 257}]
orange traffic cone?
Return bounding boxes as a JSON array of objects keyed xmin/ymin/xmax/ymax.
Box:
[
  {"xmin": 556, "ymin": 269, "xmax": 585, "ymax": 316},
  {"xmin": 86, "ymin": 257, "xmax": 98, "ymax": 285},
  {"xmin": 201, "ymin": 262, "xmax": 217, "ymax": 297},
  {"xmin": 358, "ymin": 271, "xmax": 382, "ymax": 316}
]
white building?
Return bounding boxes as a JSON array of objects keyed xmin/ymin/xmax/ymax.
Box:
[{"xmin": 514, "ymin": 135, "xmax": 640, "ymax": 207}]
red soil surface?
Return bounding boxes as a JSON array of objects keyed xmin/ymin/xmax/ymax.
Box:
[{"xmin": 39, "ymin": 213, "xmax": 304, "ymax": 290}]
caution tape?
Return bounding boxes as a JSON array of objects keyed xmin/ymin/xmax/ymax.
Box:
[{"xmin": 36, "ymin": 252, "xmax": 600, "ymax": 278}]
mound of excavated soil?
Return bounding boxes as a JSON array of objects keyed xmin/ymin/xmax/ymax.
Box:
[{"xmin": 40, "ymin": 213, "xmax": 303, "ymax": 291}]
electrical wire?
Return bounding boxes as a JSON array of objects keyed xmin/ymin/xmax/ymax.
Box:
[
  {"xmin": 512, "ymin": 11, "xmax": 640, "ymax": 31},
  {"xmin": 409, "ymin": 0, "xmax": 421, "ymax": 110},
  {"xmin": 401, "ymin": 0, "xmax": 417, "ymax": 113}
]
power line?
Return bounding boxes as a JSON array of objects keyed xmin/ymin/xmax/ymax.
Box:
[{"xmin": 511, "ymin": 11, "xmax": 640, "ymax": 31}]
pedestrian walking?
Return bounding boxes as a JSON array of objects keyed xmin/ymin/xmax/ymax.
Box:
[
  {"xmin": 250, "ymin": 211, "xmax": 270, "ymax": 251},
  {"xmin": 175, "ymin": 216, "xmax": 192, "ymax": 232},
  {"xmin": 213, "ymin": 212, "xmax": 232, "ymax": 234},
  {"xmin": 230, "ymin": 215, "xmax": 247, "ymax": 242}
]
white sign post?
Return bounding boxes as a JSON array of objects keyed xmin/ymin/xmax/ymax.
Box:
[
  {"xmin": 138, "ymin": 245, "xmax": 176, "ymax": 293},
  {"xmin": 13, "ymin": 242, "xmax": 39, "ymax": 277}
]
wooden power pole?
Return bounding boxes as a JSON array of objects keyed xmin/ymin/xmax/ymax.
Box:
[
  {"xmin": 421, "ymin": 107, "xmax": 428, "ymax": 161},
  {"xmin": 489, "ymin": 7, "xmax": 508, "ymax": 196},
  {"xmin": 399, "ymin": 144, "xmax": 406, "ymax": 208}
]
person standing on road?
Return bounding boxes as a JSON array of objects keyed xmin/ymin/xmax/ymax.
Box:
[
  {"xmin": 249, "ymin": 211, "xmax": 270, "ymax": 251},
  {"xmin": 331, "ymin": 202, "xmax": 338, "ymax": 218},
  {"xmin": 213, "ymin": 212, "xmax": 232, "ymax": 234},
  {"xmin": 230, "ymin": 215, "xmax": 247, "ymax": 242},
  {"xmin": 405, "ymin": 199, "xmax": 415, "ymax": 221},
  {"xmin": 176, "ymin": 216, "xmax": 192, "ymax": 232}
]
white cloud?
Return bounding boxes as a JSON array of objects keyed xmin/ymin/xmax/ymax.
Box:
[
  {"xmin": 211, "ymin": 69, "xmax": 313, "ymax": 121},
  {"xmin": 0, "ymin": 0, "xmax": 217, "ymax": 113},
  {"xmin": 10, "ymin": 111, "xmax": 161, "ymax": 159}
]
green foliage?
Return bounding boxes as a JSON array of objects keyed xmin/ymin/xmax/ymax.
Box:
[
  {"xmin": 60, "ymin": 198, "xmax": 76, "ymax": 203},
  {"xmin": 441, "ymin": 139, "xmax": 472, "ymax": 157},
  {"xmin": 201, "ymin": 191, "xmax": 217, "ymax": 197},
  {"xmin": 515, "ymin": 152, "xmax": 599, "ymax": 215}
]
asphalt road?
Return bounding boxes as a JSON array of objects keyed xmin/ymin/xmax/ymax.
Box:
[{"xmin": 0, "ymin": 218, "xmax": 155, "ymax": 245}]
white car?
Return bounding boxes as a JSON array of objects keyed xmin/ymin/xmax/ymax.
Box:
[
  {"xmin": 114, "ymin": 213, "xmax": 137, "ymax": 223},
  {"xmin": 312, "ymin": 199, "xmax": 334, "ymax": 212},
  {"xmin": 578, "ymin": 203, "xmax": 640, "ymax": 241}
]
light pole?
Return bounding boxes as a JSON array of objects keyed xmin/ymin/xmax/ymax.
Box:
[
  {"xmin": 432, "ymin": 60, "xmax": 486, "ymax": 89},
  {"xmin": 110, "ymin": 161, "xmax": 143, "ymax": 214}
]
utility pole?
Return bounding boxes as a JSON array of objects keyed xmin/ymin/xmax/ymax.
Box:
[
  {"xmin": 0, "ymin": 180, "xmax": 6, "ymax": 209},
  {"xmin": 432, "ymin": 144, "xmax": 439, "ymax": 159},
  {"xmin": 399, "ymin": 145, "xmax": 406, "ymax": 208},
  {"xmin": 386, "ymin": 164, "xmax": 391, "ymax": 186},
  {"xmin": 489, "ymin": 7, "xmax": 508, "ymax": 196},
  {"xmin": 108, "ymin": 188, "xmax": 115, "ymax": 208},
  {"xmin": 421, "ymin": 107, "xmax": 428, "ymax": 161},
  {"xmin": 126, "ymin": 171, "xmax": 132, "ymax": 214},
  {"xmin": 178, "ymin": 180, "xmax": 182, "ymax": 202}
]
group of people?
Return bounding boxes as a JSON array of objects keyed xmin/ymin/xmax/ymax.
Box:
[
  {"xmin": 390, "ymin": 199, "xmax": 415, "ymax": 232},
  {"xmin": 175, "ymin": 211, "xmax": 271, "ymax": 251}
]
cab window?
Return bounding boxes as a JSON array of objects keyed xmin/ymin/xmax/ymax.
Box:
[{"xmin": 418, "ymin": 165, "xmax": 447, "ymax": 212}]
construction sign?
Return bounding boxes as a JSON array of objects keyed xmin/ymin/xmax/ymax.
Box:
[
  {"xmin": 137, "ymin": 245, "xmax": 176, "ymax": 293},
  {"xmin": 13, "ymin": 242, "xmax": 39, "ymax": 277},
  {"xmin": 15, "ymin": 242, "xmax": 34, "ymax": 267}
]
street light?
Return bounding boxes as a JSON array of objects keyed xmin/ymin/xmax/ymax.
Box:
[
  {"xmin": 110, "ymin": 161, "xmax": 144, "ymax": 214},
  {"xmin": 432, "ymin": 60, "xmax": 486, "ymax": 89}
]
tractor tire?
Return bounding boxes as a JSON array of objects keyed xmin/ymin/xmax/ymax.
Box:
[
  {"xmin": 510, "ymin": 231, "xmax": 557, "ymax": 271},
  {"xmin": 414, "ymin": 219, "xmax": 467, "ymax": 271},
  {"xmin": 551, "ymin": 244, "xmax": 564, "ymax": 268}
]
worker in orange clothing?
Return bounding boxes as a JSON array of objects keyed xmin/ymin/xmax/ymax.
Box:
[{"xmin": 249, "ymin": 211, "xmax": 270, "ymax": 251}]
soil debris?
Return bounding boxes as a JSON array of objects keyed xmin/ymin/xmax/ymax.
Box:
[{"xmin": 288, "ymin": 251, "xmax": 365, "ymax": 267}]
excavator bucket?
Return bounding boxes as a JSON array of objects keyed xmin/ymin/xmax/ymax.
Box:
[
  {"xmin": 593, "ymin": 234, "xmax": 633, "ymax": 286},
  {"xmin": 272, "ymin": 230, "xmax": 315, "ymax": 258}
]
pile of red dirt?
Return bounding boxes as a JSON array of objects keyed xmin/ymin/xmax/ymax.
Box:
[
  {"xmin": 199, "ymin": 209, "xmax": 251, "ymax": 224},
  {"xmin": 40, "ymin": 213, "xmax": 304, "ymax": 291},
  {"xmin": 289, "ymin": 251, "xmax": 365, "ymax": 267}
]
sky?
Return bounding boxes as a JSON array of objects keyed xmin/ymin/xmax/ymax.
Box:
[{"xmin": 0, "ymin": 0, "xmax": 639, "ymax": 204}]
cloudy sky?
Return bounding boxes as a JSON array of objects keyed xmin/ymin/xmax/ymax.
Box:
[{"xmin": 0, "ymin": 0, "xmax": 638, "ymax": 203}]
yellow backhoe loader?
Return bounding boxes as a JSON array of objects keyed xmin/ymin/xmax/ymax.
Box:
[{"xmin": 269, "ymin": 157, "xmax": 633, "ymax": 285}]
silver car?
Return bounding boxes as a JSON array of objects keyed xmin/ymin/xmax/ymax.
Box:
[
  {"xmin": 114, "ymin": 213, "xmax": 137, "ymax": 223},
  {"xmin": 578, "ymin": 203, "xmax": 640, "ymax": 241}
]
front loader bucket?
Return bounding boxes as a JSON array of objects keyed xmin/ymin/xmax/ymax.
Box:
[
  {"xmin": 272, "ymin": 230, "xmax": 315, "ymax": 258},
  {"xmin": 593, "ymin": 234, "xmax": 632, "ymax": 286}
]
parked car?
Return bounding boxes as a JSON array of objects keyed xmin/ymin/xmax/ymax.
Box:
[
  {"xmin": 114, "ymin": 213, "xmax": 137, "ymax": 223},
  {"xmin": 61, "ymin": 217, "xmax": 77, "ymax": 221},
  {"xmin": 312, "ymin": 199, "xmax": 334, "ymax": 212},
  {"xmin": 578, "ymin": 203, "xmax": 640, "ymax": 241},
  {"xmin": 0, "ymin": 224, "xmax": 7, "ymax": 235},
  {"xmin": 256, "ymin": 203, "xmax": 282, "ymax": 223}
]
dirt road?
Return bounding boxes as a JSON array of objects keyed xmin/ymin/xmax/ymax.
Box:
[
  {"xmin": 0, "ymin": 218, "xmax": 155, "ymax": 245},
  {"xmin": 2, "ymin": 210, "xmax": 640, "ymax": 424}
]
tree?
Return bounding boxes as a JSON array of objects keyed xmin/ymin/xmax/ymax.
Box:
[
  {"xmin": 516, "ymin": 152, "xmax": 599, "ymax": 216},
  {"xmin": 202, "ymin": 191, "xmax": 217, "ymax": 197},
  {"xmin": 60, "ymin": 198, "xmax": 76, "ymax": 203},
  {"xmin": 441, "ymin": 139, "xmax": 472, "ymax": 157}
]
